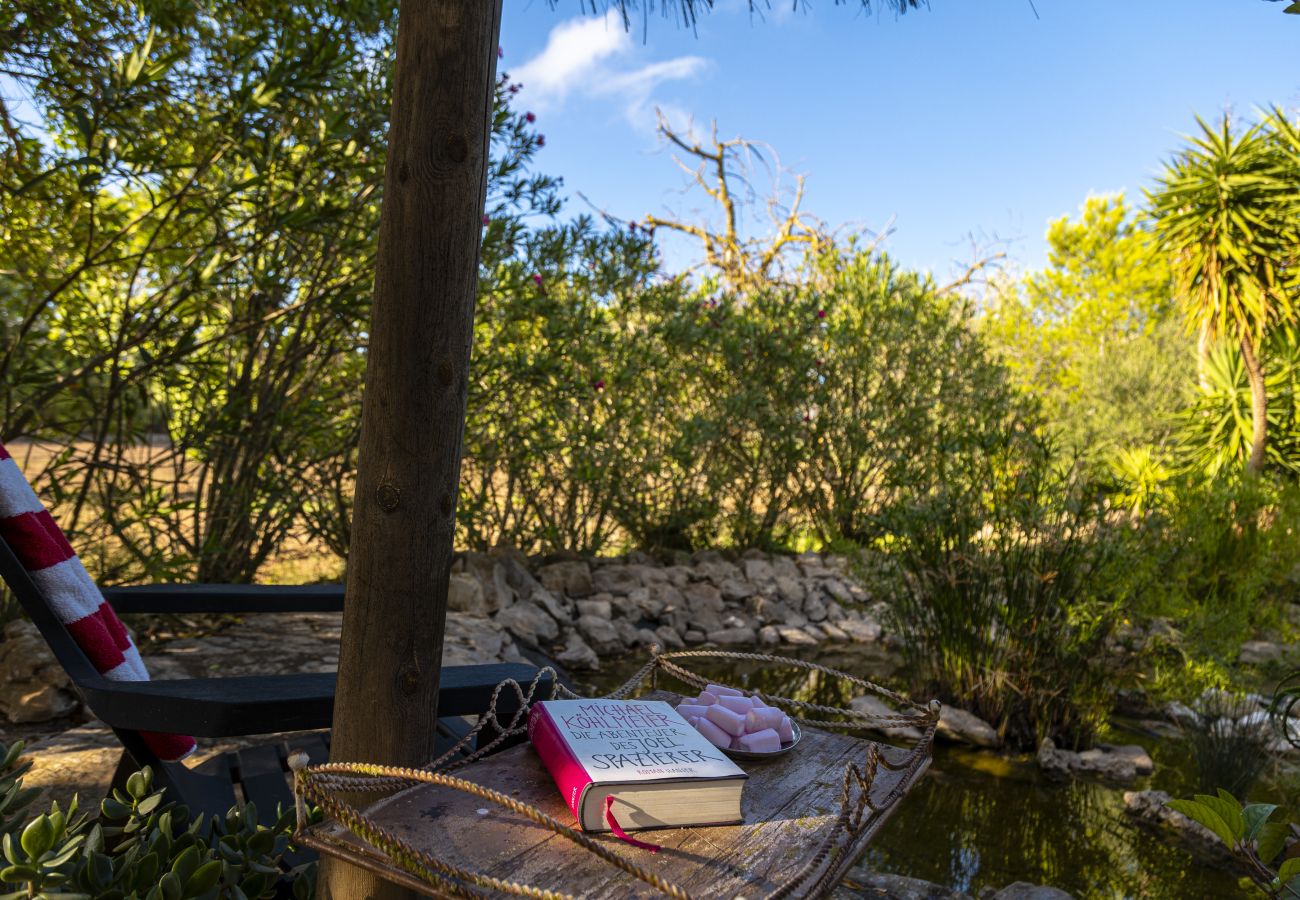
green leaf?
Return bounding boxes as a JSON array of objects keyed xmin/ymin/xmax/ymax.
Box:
[
  {"xmin": 0, "ymin": 865, "xmax": 39, "ymax": 883},
  {"xmin": 170, "ymin": 845, "xmax": 200, "ymax": 883},
  {"xmin": 20, "ymin": 815, "xmax": 53, "ymax": 860},
  {"xmin": 1242, "ymin": 803, "xmax": 1277, "ymax": 841},
  {"xmin": 1167, "ymin": 799, "xmax": 1237, "ymax": 847},
  {"xmin": 1280, "ymin": 858, "xmax": 1300, "ymax": 885},
  {"xmin": 1283, "ymin": 2, "xmax": 1300, "ymax": 13},
  {"xmin": 185, "ymin": 859, "xmax": 225, "ymax": 894}
]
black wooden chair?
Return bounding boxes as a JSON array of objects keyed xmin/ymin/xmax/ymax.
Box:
[{"xmin": 0, "ymin": 536, "xmax": 548, "ymax": 828}]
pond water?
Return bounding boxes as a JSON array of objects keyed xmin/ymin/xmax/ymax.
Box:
[{"xmin": 577, "ymin": 647, "xmax": 1297, "ymax": 899}]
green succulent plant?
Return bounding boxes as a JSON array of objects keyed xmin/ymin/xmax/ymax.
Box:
[{"xmin": 0, "ymin": 741, "xmax": 317, "ymax": 900}]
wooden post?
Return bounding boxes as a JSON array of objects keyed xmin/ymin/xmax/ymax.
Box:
[{"xmin": 318, "ymin": 2, "xmax": 502, "ymax": 897}]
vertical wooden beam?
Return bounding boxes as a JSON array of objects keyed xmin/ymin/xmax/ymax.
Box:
[{"xmin": 318, "ymin": 2, "xmax": 502, "ymax": 897}]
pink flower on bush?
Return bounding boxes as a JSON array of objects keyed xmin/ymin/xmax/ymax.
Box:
[
  {"xmin": 525, "ymin": 112, "xmax": 536, "ymax": 123},
  {"xmin": 536, "ymin": 134, "xmax": 545, "ymax": 147},
  {"xmin": 481, "ymin": 214, "xmax": 490, "ymax": 226},
  {"xmin": 532, "ymin": 273, "xmax": 543, "ymax": 287},
  {"xmin": 816, "ymin": 309, "xmax": 826, "ymax": 319},
  {"xmin": 593, "ymin": 378, "xmax": 606, "ymax": 391},
  {"xmin": 497, "ymin": 46, "xmax": 504, "ymax": 58}
]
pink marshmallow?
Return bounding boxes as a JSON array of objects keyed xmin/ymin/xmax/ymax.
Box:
[
  {"xmin": 750, "ymin": 696, "xmax": 765, "ymax": 708},
  {"xmin": 697, "ymin": 691, "xmax": 718, "ymax": 706},
  {"xmin": 738, "ymin": 728, "xmax": 781, "ymax": 753},
  {"xmin": 777, "ymin": 716, "xmax": 794, "ymax": 742},
  {"xmin": 718, "ymin": 695, "xmax": 753, "ymax": 715},
  {"xmin": 706, "ymin": 683, "xmax": 743, "ymax": 698},
  {"xmin": 730, "ymin": 736, "xmax": 745, "ymax": 750},
  {"xmin": 705, "ymin": 703, "xmax": 747, "ymax": 737},
  {"xmin": 687, "ymin": 715, "xmax": 699, "ymax": 726},
  {"xmin": 745, "ymin": 707, "xmax": 783, "ymax": 733},
  {"xmin": 693, "ymin": 716, "xmax": 732, "ymax": 749},
  {"xmin": 676, "ymin": 704, "xmax": 708, "ymax": 720}
]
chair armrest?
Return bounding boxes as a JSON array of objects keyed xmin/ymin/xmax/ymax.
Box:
[
  {"xmin": 102, "ymin": 584, "xmax": 345, "ymax": 614},
  {"xmin": 80, "ymin": 663, "xmax": 547, "ymax": 739}
]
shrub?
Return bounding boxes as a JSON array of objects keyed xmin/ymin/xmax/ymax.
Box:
[
  {"xmin": 876, "ymin": 426, "xmax": 1130, "ymax": 750},
  {"xmin": 0, "ymin": 741, "xmax": 315, "ymax": 898}
]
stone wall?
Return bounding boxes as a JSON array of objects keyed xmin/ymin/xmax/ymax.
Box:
[{"xmin": 449, "ymin": 548, "xmax": 886, "ymax": 671}]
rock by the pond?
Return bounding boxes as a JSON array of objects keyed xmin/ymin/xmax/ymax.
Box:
[
  {"xmin": 1239, "ymin": 639, "xmax": 1293, "ymax": 666},
  {"xmin": 555, "ymin": 630, "xmax": 600, "ymax": 671},
  {"xmin": 1122, "ymin": 790, "xmax": 1235, "ymax": 864},
  {"xmin": 849, "ymin": 695, "xmax": 925, "ymax": 741},
  {"xmin": 1037, "ymin": 738, "xmax": 1152, "ymax": 784},
  {"xmin": 706, "ymin": 626, "xmax": 758, "ymax": 645},
  {"xmin": 447, "ymin": 572, "xmax": 489, "ymax": 616},
  {"xmin": 837, "ymin": 870, "xmax": 973, "ymax": 900},
  {"xmin": 980, "ymin": 884, "xmax": 1074, "ymax": 900},
  {"xmin": 0, "ymin": 620, "xmax": 80, "ymax": 724},
  {"xmin": 537, "ymin": 560, "xmax": 593, "ymax": 598},
  {"xmin": 776, "ymin": 626, "xmax": 818, "ymax": 647},
  {"xmin": 575, "ymin": 614, "xmax": 622, "ymax": 656},
  {"xmin": 758, "ymin": 625, "xmax": 780, "ymax": 645},
  {"xmin": 494, "ymin": 601, "xmax": 559, "ymax": 646},
  {"xmin": 937, "ymin": 705, "xmax": 1000, "ymax": 749},
  {"xmin": 574, "ymin": 598, "xmax": 612, "ymax": 620},
  {"xmin": 840, "ymin": 616, "xmax": 884, "ymax": 643}
]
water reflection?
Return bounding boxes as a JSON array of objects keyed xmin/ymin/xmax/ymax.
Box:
[{"xmin": 583, "ymin": 649, "xmax": 1283, "ymax": 898}]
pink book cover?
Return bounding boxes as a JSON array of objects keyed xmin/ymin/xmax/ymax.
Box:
[{"xmin": 527, "ymin": 699, "xmax": 747, "ymax": 832}]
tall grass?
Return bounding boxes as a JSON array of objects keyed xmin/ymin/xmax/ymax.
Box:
[{"xmin": 877, "ymin": 427, "xmax": 1131, "ymax": 751}]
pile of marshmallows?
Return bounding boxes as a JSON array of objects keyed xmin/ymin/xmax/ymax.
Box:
[{"xmin": 677, "ymin": 683, "xmax": 795, "ymax": 753}]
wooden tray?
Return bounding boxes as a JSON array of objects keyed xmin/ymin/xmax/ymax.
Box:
[{"xmin": 299, "ymin": 702, "xmax": 931, "ymax": 899}]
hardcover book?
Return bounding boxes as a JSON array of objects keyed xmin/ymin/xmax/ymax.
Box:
[{"xmin": 528, "ymin": 699, "xmax": 748, "ymax": 833}]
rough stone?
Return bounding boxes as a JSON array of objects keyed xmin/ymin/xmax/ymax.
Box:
[
  {"xmin": 777, "ymin": 626, "xmax": 818, "ymax": 647},
  {"xmin": 537, "ymin": 560, "xmax": 593, "ymax": 598},
  {"xmin": 0, "ymin": 620, "xmax": 79, "ymax": 724},
  {"xmin": 662, "ymin": 566, "xmax": 693, "ymax": 588},
  {"xmin": 575, "ymin": 598, "xmax": 613, "ymax": 620},
  {"xmin": 742, "ymin": 558, "xmax": 776, "ymax": 584},
  {"xmin": 1239, "ymin": 640, "xmax": 1293, "ymax": 666},
  {"xmin": 654, "ymin": 625, "xmax": 685, "ymax": 650},
  {"xmin": 837, "ymin": 868, "xmax": 972, "ymax": 900},
  {"xmin": 705, "ymin": 626, "xmax": 758, "ymax": 645},
  {"xmin": 576, "ymin": 615, "xmax": 622, "ymax": 656},
  {"xmin": 833, "ymin": 616, "xmax": 880, "ymax": 647},
  {"xmin": 771, "ymin": 556, "xmax": 803, "ymax": 580},
  {"xmin": 720, "ymin": 578, "xmax": 755, "ymax": 602},
  {"xmin": 556, "ymin": 630, "xmax": 599, "ymax": 671},
  {"xmin": 803, "ymin": 595, "xmax": 828, "ymax": 622},
  {"xmin": 823, "ymin": 579, "xmax": 855, "ymax": 604},
  {"xmin": 696, "ymin": 559, "xmax": 742, "ymax": 585},
  {"xmin": 816, "ymin": 621, "xmax": 847, "ymax": 642},
  {"xmin": 758, "ymin": 625, "xmax": 780, "ymax": 646},
  {"xmin": 824, "ymin": 601, "xmax": 846, "ymax": 623},
  {"xmin": 936, "ymin": 706, "xmax": 1000, "ymax": 749},
  {"xmin": 682, "ymin": 582, "xmax": 725, "ymax": 615},
  {"xmin": 494, "ymin": 601, "xmax": 560, "ymax": 646},
  {"xmin": 461, "ymin": 554, "xmax": 515, "ymax": 613},
  {"xmin": 591, "ymin": 565, "xmax": 643, "ymax": 596},
  {"xmin": 683, "ymin": 629, "xmax": 707, "ymax": 645},
  {"xmin": 775, "ymin": 575, "xmax": 805, "ymax": 607},
  {"xmin": 530, "ymin": 587, "xmax": 572, "ymax": 625},
  {"xmin": 1122, "ymin": 790, "xmax": 1232, "ymax": 864},
  {"xmin": 646, "ymin": 583, "xmax": 683, "ymax": 617},
  {"xmin": 447, "ymin": 573, "xmax": 489, "ymax": 617},
  {"xmin": 983, "ymin": 884, "xmax": 1074, "ymax": 900},
  {"xmin": 1036, "ymin": 738, "xmax": 1152, "ymax": 784}
]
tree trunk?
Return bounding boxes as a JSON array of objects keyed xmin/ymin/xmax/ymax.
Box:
[
  {"xmin": 1240, "ymin": 332, "xmax": 1268, "ymax": 475},
  {"xmin": 318, "ymin": 3, "xmax": 502, "ymax": 898}
]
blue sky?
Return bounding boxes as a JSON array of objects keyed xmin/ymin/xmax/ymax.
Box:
[{"xmin": 499, "ymin": 1, "xmax": 1300, "ymax": 283}]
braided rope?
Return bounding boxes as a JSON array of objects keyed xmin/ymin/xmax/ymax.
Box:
[{"xmin": 294, "ymin": 649, "xmax": 934, "ymax": 898}]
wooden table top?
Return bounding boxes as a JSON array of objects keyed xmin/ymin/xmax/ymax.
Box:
[{"xmin": 302, "ymin": 698, "xmax": 931, "ymax": 899}]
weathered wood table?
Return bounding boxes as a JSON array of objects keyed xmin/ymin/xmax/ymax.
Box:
[{"xmin": 297, "ymin": 692, "xmax": 933, "ymax": 899}]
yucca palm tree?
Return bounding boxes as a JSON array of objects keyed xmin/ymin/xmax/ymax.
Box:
[{"xmin": 1149, "ymin": 116, "xmax": 1300, "ymax": 474}]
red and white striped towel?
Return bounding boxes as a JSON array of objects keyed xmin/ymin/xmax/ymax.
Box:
[{"xmin": 0, "ymin": 441, "xmax": 195, "ymax": 761}]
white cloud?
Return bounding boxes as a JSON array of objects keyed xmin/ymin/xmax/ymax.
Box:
[{"xmin": 511, "ymin": 11, "xmax": 708, "ymax": 131}]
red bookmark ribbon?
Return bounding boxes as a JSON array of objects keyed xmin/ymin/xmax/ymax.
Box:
[{"xmin": 604, "ymin": 796, "xmax": 661, "ymax": 853}]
